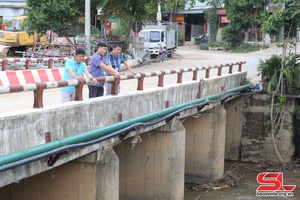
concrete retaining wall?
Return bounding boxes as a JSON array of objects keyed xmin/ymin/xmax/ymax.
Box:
[{"xmin": 225, "ymin": 94, "xmax": 295, "ymax": 163}]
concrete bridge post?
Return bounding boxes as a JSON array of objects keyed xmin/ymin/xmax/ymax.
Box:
[
  {"xmin": 0, "ymin": 147, "xmax": 120, "ymax": 200},
  {"xmin": 0, "ymin": 159, "xmax": 102, "ymax": 200},
  {"xmin": 184, "ymin": 106, "xmax": 226, "ymax": 183},
  {"xmin": 77, "ymin": 147, "xmax": 119, "ymax": 200},
  {"xmin": 224, "ymin": 98, "xmax": 245, "ymax": 160},
  {"xmin": 114, "ymin": 119, "xmax": 186, "ymax": 200},
  {"xmin": 95, "ymin": 147, "xmax": 119, "ymax": 200}
]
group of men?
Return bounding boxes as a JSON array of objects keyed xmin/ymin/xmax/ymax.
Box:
[{"xmin": 61, "ymin": 43, "xmax": 136, "ymax": 102}]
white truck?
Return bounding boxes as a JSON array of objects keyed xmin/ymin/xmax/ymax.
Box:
[{"xmin": 138, "ymin": 22, "xmax": 178, "ymax": 58}]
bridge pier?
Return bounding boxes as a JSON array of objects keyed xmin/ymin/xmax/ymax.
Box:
[
  {"xmin": 95, "ymin": 147, "xmax": 119, "ymax": 200},
  {"xmin": 114, "ymin": 120, "xmax": 186, "ymax": 200},
  {"xmin": 77, "ymin": 147, "xmax": 119, "ymax": 200},
  {"xmin": 184, "ymin": 107, "xmax": 226, "ymax": 183},
  {"xmin": 0, "ymin": 160, "xmax": 97, "ymax": 199},
  {"xmin": 0, "ymin": 147, "xmax": 119, "ymax": 200},
  {"xmin": 225, "ymin": 98, "xmax": 245, "ymax": 160}
]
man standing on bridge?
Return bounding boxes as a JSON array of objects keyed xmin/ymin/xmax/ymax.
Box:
[
  {"xmin": 61, "ymin": 48, "xmax": 98, "ymax": 102},
  {"xmin": 88, "ymin": 43, "xmax": 121, "ymax": 98},
  {"xmin": 105, "ymin": 43, "xmax": 136, "ymax": 95}
]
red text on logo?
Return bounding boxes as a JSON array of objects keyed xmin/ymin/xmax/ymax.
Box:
[{"xmin": 257, "ymin": 172, "xmax": 296, "ymax": 192}]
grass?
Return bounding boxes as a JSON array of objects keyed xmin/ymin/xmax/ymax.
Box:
[{"xmin": 205, "ymin": 41, "xmax": 269, "ymax": 53}]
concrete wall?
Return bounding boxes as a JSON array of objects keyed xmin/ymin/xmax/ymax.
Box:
[
  {"xmin": 224, "ymin": 94, "xmax": 295, "ymax": 163},
  {"xmin": 241, "ymin": 94, "xmax": 295, "ymax": 162}
]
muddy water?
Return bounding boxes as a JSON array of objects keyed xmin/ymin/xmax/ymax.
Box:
[{"xmin": 184, "ymin": 161, "xmax": 300, "ymax": 200}]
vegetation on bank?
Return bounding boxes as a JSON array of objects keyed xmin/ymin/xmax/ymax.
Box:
[
  {"xmin": 198, "ymin": 0, "xmax": 300, "ymax": 163},
  {"xmin": 256, "ymin": 0, "xmax": 300, "ymax": 162},
  {"xmin": 205, "ymin": 41, "xmax": 269, "ymax": 53}
]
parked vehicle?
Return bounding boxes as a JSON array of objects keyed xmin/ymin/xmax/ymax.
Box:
[
  {"xmin": 0, "ymin": 16, "xmax": 47, "ymax": 56},
  {"xmin": 194, "ymin": 34, "xmax": 205, "ymax": 45},
  {"xmin": 0, "ymin": 16, "xmax": 101, "ymax": 57},
  {"xmin": 138, "ymin": 22, "xmax": 178, "ymax": 59}
]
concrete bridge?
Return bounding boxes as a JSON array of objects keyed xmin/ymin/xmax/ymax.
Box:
[{"xmin": 0, "ymin": 62, "xmax": 255, "ymax": 199}]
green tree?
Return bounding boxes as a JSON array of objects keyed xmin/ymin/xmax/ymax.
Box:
[
  {"xmin": 224, "ymin": 0, "xmax": 268, "ymax": 43},
  {"xmin": 24, "ymin": 0, "xmax": 100, "ymax": 36},
  {"xmin": 99, "ymin": 0, "xmax": 158, "ymax": 43},
  {"xmin": 204, "ymin": 8, "xmax": 218, "ymax": 41},
  {"xmin": 263, "ymin": 0, "xmax": 300, "ymax": 40},
  {"xmin": 199, "ymin": 0, "xmax": 224, "ymax": 42},
  {"xmin": 25, "ymin": 0, "xmax": 80, "ymax": 36},
  {"xmin": 221, "ymin": 25, "xmax": 242, "ymax": 48}
]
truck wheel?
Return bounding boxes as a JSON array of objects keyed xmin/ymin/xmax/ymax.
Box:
[
  {"xmin": 167, "ymin": 50, "xmax": 174, "ymax": 59},
  {"xmin": 171, "ymin": 49, "xmax": 174, "ymax": 58},
  {"xmin": 7, "ymin": 48, "xmax": 15, "ymax": 57}
]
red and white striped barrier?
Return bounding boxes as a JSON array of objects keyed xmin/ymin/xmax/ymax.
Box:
[
  {"xmin": 0, "ymin": 68, "xmax": 64, "ymax": 86},
  {"xmin": 0, "ymin": 56, "xmax": 90, "ymax": 71}
]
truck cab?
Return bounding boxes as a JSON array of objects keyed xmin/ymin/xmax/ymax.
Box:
[
  {"xmin": 139, "ymin": 29, "xmax": 166, "ymax": 55},
  {"xmin": 138, "ymin": 23, "xmax": 177, "ymax": 58}
]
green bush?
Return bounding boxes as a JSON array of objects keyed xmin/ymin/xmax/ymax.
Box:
[
  {"xmin": 178, "ymin": 35, "xmax": 184, "ymax": 46},
  {"xmin": 257, "ymin": 54, "xmax": 281, "ymax": 92},
  {"xmin": 257, "ymin": 54, "xmax": 300, "ymax": 94},
  {"xmin": 199, "ymin": 42, "xmax": 209, "ymax": 50},
  {"xmin": 221, "ymin": 26, "xmax": 242, "ymax": 49},
  {"xmin": 235, "ymin": 43, "xmax": 260, "ymax": 53},
  {"xmin": 208, "ymin": 41, "xmax": 218, "ymax": 47},
  {"xmin": 222, "ymin": 43, "xmax": 233, "ymax": 51},
  {"xmin": 208, "ymin": 41, "xmax": 229, "ymax": 50}
]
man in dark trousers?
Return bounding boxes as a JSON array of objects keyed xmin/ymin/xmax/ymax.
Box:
[
  {"xmin": 88, "ymin": 43, "xmax": 121, "ymax": 98},
  {"xmin": 105, "ymin": 43, "xmax": 136, "ymax": 95}
]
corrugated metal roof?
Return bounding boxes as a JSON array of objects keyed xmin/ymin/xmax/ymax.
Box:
[
  {"xmin": 176, "ymin": 9, "xmax": 205, "ymax": 14},
  {"xmin": 185, "ymin": 1, "xmax": 208, "ymax": 10}
]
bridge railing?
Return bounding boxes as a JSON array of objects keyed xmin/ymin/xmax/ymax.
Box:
[
  {"xmin": 0, "ymin": 56, "xmax": 91, "ymax": 71},
  {"xmin": 0, "ymin": 61, "xmax": 245, "ymax": 108}
]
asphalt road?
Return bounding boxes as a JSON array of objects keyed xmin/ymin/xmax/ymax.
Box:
[{"xmin": 0, "ymin": 44, "xmax": 287, "ymax": 114}]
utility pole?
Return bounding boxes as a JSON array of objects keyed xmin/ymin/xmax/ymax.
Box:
[
  {"xmin": 85, "ymin": 0, "xmax": 91, "ymax": 56},
  {"xmin": 157, "ymin": 0, "xmax": 162, "ymax": 25}
]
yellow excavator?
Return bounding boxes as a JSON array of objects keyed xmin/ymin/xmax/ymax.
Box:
[{"xmin": 0, "ymin": 16, "xmax": 47, "ymax": 57}]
